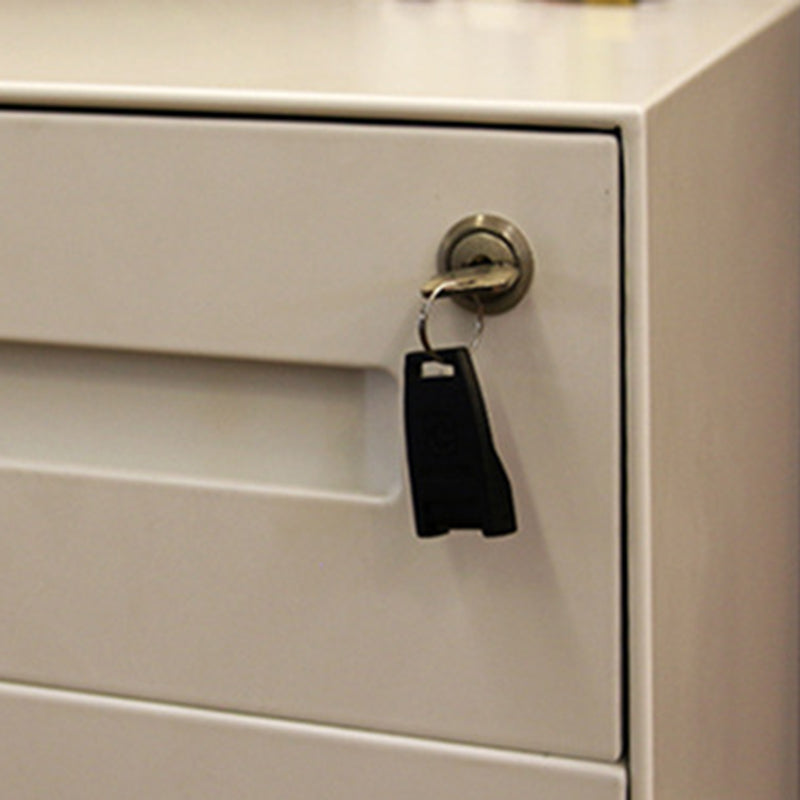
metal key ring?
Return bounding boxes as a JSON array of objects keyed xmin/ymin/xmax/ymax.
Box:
[{"xmin": 417, "ymin": 279, "xmax": 485, "ymax": 361}]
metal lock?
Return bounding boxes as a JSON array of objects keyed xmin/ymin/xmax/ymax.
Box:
[{"xmin": 428, "ymin": 213, "xmax": 534, "ymax": 314}]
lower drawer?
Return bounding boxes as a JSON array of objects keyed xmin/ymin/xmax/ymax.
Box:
[{"xmin": 0, "ymin": 683, "xmax": 626, "ymax": 800}]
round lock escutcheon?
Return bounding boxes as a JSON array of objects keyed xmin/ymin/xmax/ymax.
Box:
[{"xmin": 437, "ymin": 213, "xmax": 534, "ymax": 314}]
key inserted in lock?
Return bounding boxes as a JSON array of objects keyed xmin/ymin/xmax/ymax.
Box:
[
  {"xmin": 431, "ymin": 213, "xmax": 534, "ymax": 313},
  {"xmin": 420, "ymin": 263, "xmax": 519, "ymax": 301},
  {"xmin": 403, "ymin": 212, "xmax": 528, "ymax": 538}
]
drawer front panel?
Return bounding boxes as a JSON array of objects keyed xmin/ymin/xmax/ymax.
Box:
[
  {"xmin": 0, "ymin": 684, "xmax": 627, "ymax": 800},
  {"xmin": 0, "ymin": 112, "xmax": 621, "ymax": 759}
]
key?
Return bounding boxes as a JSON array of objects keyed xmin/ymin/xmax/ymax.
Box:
[
  {"xmin": 404, "ymin": 346, "xmax": 517, "ymax": 538},
  {"xmin": 420, "ymin": 263, "xmax": 520, "ymax": 301}
]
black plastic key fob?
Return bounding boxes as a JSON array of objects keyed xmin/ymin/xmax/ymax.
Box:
[{"xmin": 404, "ymin": 346, "xmax": 516, "ymax": 538}]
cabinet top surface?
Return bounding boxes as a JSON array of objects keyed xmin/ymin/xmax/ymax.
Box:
[{"xmin": 0, "ymin": 0, "xmax": 795, "ymax": 124}]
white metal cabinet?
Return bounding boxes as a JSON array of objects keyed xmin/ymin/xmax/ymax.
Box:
[{"xmin": 0, "ymin": 1, "xmax": 798, "ymax": 799}]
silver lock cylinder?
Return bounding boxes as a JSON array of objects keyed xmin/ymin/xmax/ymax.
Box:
[{"xmin": 436, "ymin": 213, "xmax": 534, "ymax": 313}]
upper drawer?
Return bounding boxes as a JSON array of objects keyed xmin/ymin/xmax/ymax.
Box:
[{"xmin": 0, "ymin": 111, "xmax": 621, "ymax": 761}]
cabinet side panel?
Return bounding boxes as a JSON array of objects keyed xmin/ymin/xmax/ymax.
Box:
[{"xmin": 644, "ymin": 11, "xmax": 800, "ymax": 800}]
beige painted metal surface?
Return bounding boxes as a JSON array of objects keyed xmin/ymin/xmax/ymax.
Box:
[
  {"xmin": 631, "ymin": 13, "xmax": 800, "ymax": 799},
  {"xmin": 1, "ymin": 2, "xmax": 798, "ymax": 799},
  {"xmin": 0, "ymin": 0, "xmax": 793, "ymax": 124},
  {"xmin": 0, "ymin": 684, "xmax": 626, "ymax": 800},
  {"xmin": 0, "ymin": 113, "xmax": 622, "ymax": 761}
]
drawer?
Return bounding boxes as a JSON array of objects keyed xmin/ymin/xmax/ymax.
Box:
[
  {"xmin": 0, "ymin": 684, "xmax": 626, "ymax": 800},
  {"xmin": 0, "ymin": 111, "xmax": 621, "ymax": 760}
]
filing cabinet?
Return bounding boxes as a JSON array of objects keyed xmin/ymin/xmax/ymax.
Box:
[{"xmin": 0, "ymin": 1, "xmax": 797, "ymax": 798}]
